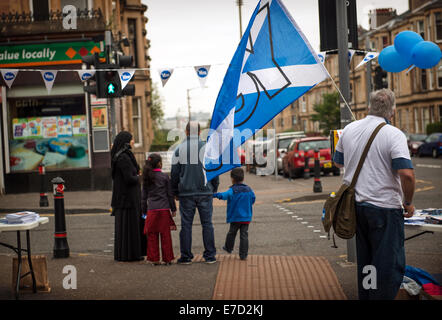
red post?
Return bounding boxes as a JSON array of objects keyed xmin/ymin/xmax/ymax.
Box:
[{"xmin": 39, "ymin": 164, "xmax": 49, "ymax": 207}]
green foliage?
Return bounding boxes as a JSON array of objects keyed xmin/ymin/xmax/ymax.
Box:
[
  {"xmin": 311, "ymin": 92, "xmax": 341, "ymax": 135},
  {"xmin": 149, "ymin": 128, "xmax": 178, "ymax": 152},
  {"xmin": 150, "ymin": 83, "xmax": 164, "ymax": 130},
  {"xmin": 426, "ymin": 122, "xmax": 442, "ymax": 135}
]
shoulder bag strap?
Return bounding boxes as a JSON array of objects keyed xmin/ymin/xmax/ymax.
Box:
[{"xmin": 349, "ymin": 122, "xmax": 386, "ymax": 188}]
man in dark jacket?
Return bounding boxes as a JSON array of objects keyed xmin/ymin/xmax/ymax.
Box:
[{"xmin": 171, "ymin": 122, "xmax": 219, "ymax": 264}]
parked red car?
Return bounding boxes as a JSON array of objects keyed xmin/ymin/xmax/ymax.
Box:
[
  {"xmin": 282, "ymin": 137, "xmax": 340, "ymax": 178},
  {"xmin": 407, "ymin": 133, "xmax": 427, "ymax": 156}
]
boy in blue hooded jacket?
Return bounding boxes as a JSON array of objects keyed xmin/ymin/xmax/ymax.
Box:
[{"xmin": 213, "ymin": 167, "xmax": 255, "ymax": 260}]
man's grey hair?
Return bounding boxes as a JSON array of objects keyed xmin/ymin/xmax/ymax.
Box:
[{"xmin": 368, "ymin": 88, "xmax": 396, "ymax": 119}]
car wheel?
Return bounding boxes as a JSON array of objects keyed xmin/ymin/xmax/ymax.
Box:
[
  {"xmin": 432, "ymin": 148, "xmax": 438, "ymax": 159},
  {"xmin": 417, "ymin": 148, "xmax": 424, "ymax": 158}
]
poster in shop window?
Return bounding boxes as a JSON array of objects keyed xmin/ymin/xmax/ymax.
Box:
[
  {"xmin": 12, "ymin": 118, "xmax": 30, "ymax": 139},
  {"xmin": 72, "ymin": 115, "xmax": 87, "ymax": 136},
  {"xmin": 92, "ymin": 106, "xmax": 108, "ymax": 128},
  {"xmin": 27, "ymin": 117, "xmax": 43, "ymax": 138},
  {"xmin": 57, "ymin": 116, "xmax": 73, "ymax": 137},
  {"xmin": 42, "ymin": 117, "xmax": 58, "ymax": 138}
]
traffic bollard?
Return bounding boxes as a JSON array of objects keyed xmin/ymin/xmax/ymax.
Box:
[
  {"xmin": 313, "ymin": 149, "xmax": 322, "ymax": 193},
  {"xmin": 52, "ymin": 177, "xmax": 70, "ymax": 258},
  {"xmin": 303, "ymin": 155, "xmax": 310, "ymax": 179},
  {"xmin": 39, "ymin": 164, "xmax": 49, "ymax": 207}
]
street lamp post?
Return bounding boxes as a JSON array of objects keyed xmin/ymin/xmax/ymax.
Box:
[{"xmin": 187, "ymin": 86, "xmax": 207, "ymax": 123}]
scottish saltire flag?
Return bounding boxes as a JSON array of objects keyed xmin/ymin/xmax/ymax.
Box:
[{"xmin": 204, "ymin": 0, "xmax": 328, "ymax": 182}]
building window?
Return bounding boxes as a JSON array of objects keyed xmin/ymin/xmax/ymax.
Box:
[
  {"xmin": 301, "ymin": 96, "xmax": 306, "ymax": 112},
  {"xmin": 279, "ymin": 118, "xmax": 284, "ymax": 128},
  {"xmin": 430, "ymin": 105, "xmax": 435, "ymax": 123},
  {"xmin": 436, "ymin": 12, "xmax": 442, "ymax": 41},
  {"xmin": 132, "ymin": 98, "xmax": 142, "ymax": 146},
  {"xmin": 439, "ymin": 105, "xmax": 442, "ymax": 122},
  {"xmin": 302, "ymin": 120, "xmax": 307, "ymax": 132},
  {"xmin": 414, "ymin": 108, "xmax": 420, "ymax": 133},
  {"xmin": 417, "ymin": 20, "xmax": 425, "ymax": 39},
  {"xmin": 349, "ymin": 83, "xmax": 353, "ymax": 102},
  {"xmin": 421, "ymin": 69, "xmax": 427, "ymax": 91},
  {"xmin": 398, "ymin": 109, "xmax": 402, "ymax": 130},
  {"xmin": 382, "ymin": 36, "xmax": 389, "ymax": 48},
  {"xmin": 128, "ymin": 19, "xmax": 139, "ymax": 67},
  {"xmin": 30, "ymin": 0, "xmax": 49, "ymax": 21},
  {"xmin": 422, "ymin": 107, "xmax": 430, "ymax": 134},
  {"xmin": 428, "ymin": 67, "xmax": 434, "ymax": 90},
  {"xmin": 438, "ymin": 61, "xmax": 442, "ymax": 88},
  {"xmin": 61, "ymin": 0, "xmax": 88, "ymax": 10},
  {"xmin": 292, "ymin": 115, "xmax": 297, "ymax": 125}
]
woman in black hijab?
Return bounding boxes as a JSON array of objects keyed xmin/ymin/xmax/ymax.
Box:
[{"xmin": 111, "ymin": 131, "xmax": 143, "ymax": 261}]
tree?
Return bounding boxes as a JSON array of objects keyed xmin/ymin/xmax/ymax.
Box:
[
  {"xmin": 311, "ymin": 92, "xmax": 341, "ymax": 135},
  {"xmin": 150, "ymin": 82, "xmax": 164, "ymax": 130}
]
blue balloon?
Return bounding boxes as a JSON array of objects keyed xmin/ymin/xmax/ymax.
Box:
[
  {"xmin": 394, "ymin": 31, "xmax": 423, "ymax": 64},
  {"xmin": 379, "ymin": 45, "xmax": 410, "ymax": 73},
  {"xmin": 411, "ymin": 41, "xmax": 442, "ymax": 69}
]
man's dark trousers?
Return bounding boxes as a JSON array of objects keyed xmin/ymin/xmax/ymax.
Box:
[
  {"xmin": 224, "ymin": 223, "xmax": 249, "ymax": 259},
  {"xmin": 355, "ymin": 203, "xmax": 405, "ymax": 300},
  {"xmin": 179, "ymin": 195, "xmax": 216, "ymax": 261}
]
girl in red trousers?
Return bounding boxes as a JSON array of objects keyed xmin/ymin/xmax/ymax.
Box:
[{"xmin": 141, "ymin": 153, "xmax": 177, "ymax": 265}]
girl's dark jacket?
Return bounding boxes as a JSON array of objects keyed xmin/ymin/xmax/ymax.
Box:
[
  {"xmin": 111, "ymin": 152, "xmax": 141, "ymax": 211},
  {"xmin": 141, "ymin": 170, "xmax": 177, "ymax": 214}
]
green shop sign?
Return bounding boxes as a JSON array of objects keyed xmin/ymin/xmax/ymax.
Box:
[{"xmin": 0, "ymin": 41, "xmax": 103, "ymax": 67}]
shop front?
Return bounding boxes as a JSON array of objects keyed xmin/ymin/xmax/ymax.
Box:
[{"xmin": 0, "ymin": 40, "xmax": 112, "ymax": 193}]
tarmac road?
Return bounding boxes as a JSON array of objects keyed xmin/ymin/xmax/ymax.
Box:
[{"xmin": 0, "ymin": 156, "xmax": 441, "ymax": 300}]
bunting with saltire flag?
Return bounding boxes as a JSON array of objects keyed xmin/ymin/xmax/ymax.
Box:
[{"xmin": 203, "ymin": 0, "xmax": 329, "ymax": 182}]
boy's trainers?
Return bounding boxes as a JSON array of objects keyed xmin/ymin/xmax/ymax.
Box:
[
  {"xmin": 205, "ymin": 258, "xmax": 217, "ymax": 264},
  {"xmin": 177, "ymin": 258, "xmax": 192, "ymax": 265}
]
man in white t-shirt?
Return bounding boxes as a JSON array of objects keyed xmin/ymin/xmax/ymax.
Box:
[{"xmin": 333, "ymin": 88, "xmax": 415, "ymax": 300}]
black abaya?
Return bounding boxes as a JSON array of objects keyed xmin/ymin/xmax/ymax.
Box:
[{"xmin": 114, "ymin": 208, "xmax": 142, "ymax": 261}]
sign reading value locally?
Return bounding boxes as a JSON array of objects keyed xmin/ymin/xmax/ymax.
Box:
[{"xmin": 0, "ymin": 41, "xmax": 102, "ymax": 67}]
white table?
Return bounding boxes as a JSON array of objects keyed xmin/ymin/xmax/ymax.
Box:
[{"xmin": 0, "ymin": 217, "xmax": 49, "ymax": 299}]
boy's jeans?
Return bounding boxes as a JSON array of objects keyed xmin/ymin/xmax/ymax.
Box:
[
  {"xmin": 355, "ymin": 202, "xmax": 405, "ymax": 300},
  {"xmin": 179, "ymin": 195, "xmax": 216, "ymax": 261},
  {"xmin": 224, "ymin": 222, "xmax": 249, "ymax": 259}
]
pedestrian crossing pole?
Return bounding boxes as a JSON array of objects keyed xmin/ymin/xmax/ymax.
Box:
[{"xmin": 336, "ymin": 0, "xmax": 356, "ymax": 263}]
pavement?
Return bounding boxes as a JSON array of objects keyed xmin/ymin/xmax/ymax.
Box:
[{"xmin": 0, "ymin": 162, "xmax": 441, "ymax": 301}]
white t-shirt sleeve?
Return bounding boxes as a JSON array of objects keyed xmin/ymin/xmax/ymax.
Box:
[{"xmin": 390, "ymin": 129, "xmax": 411, "ymax": 160}]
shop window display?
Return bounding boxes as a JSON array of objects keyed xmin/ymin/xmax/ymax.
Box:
[{"xmin": 8, "ymin": 96, "xmax": 90, "ymax": 172}]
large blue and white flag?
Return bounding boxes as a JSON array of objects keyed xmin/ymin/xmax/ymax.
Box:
[{"xmin": 204, "ymin": 0, "xmax": 328, "ymax": 182}]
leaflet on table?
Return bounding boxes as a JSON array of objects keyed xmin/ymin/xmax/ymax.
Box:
[
  {"xmin": 57, "ymin": 116, "xmax": 73, "ymax": 137},
  {"xmin": 72, "ymin": 115, "xmax": 87, "ymax": 136}
]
